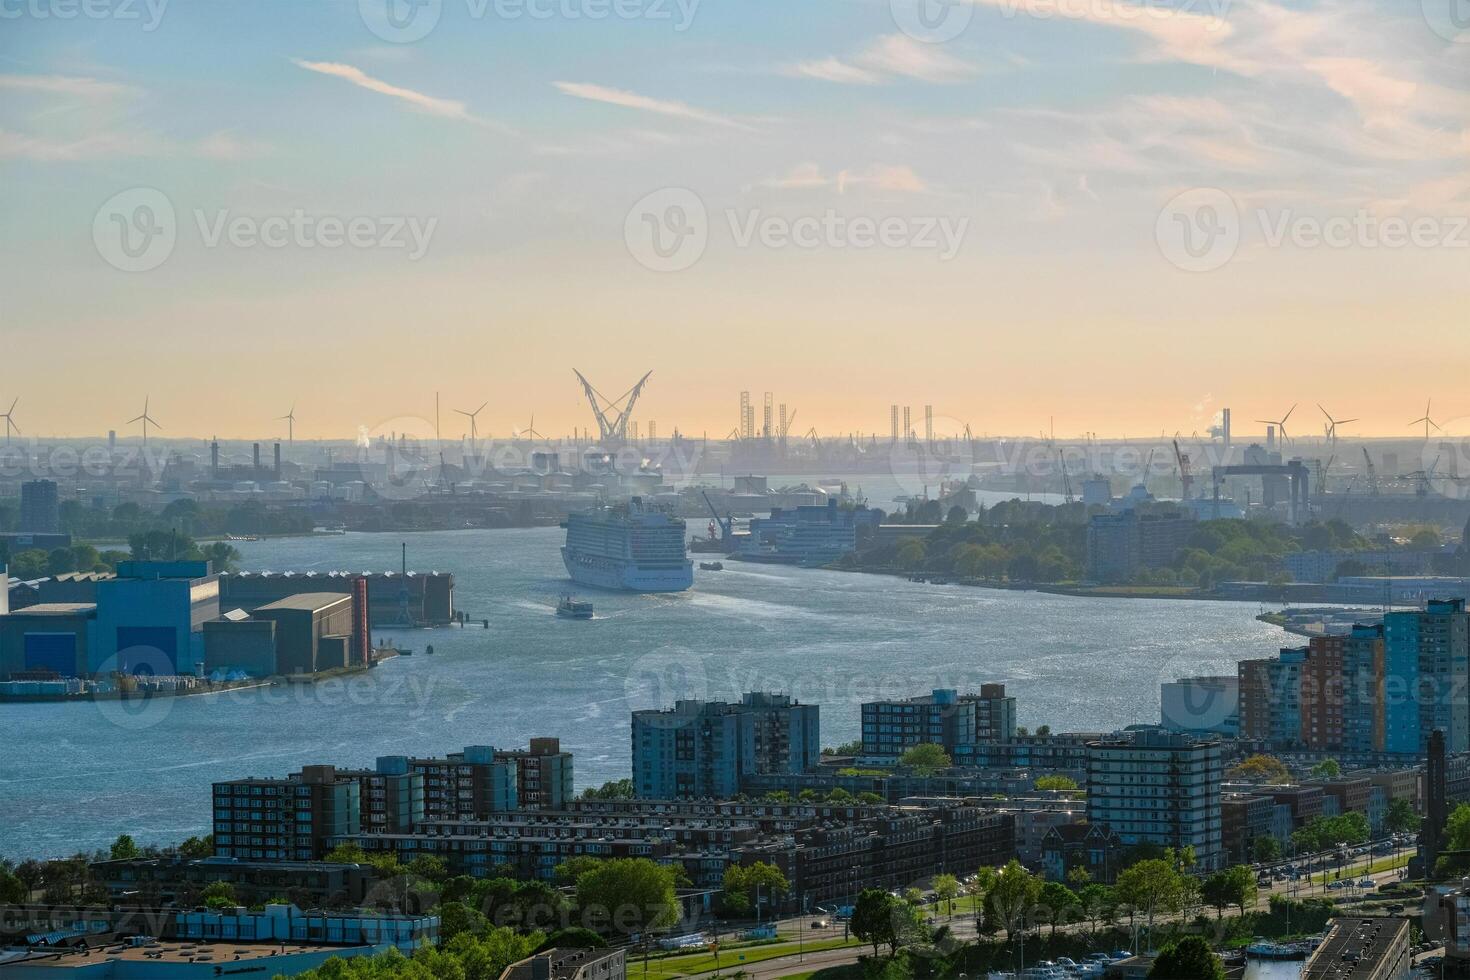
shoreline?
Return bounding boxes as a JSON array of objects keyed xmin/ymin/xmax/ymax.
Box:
[{"xmin": 0, "ymin": 657, "xmax": 394, "ymax": 705}]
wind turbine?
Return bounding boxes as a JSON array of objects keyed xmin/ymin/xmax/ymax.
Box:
[
  {"xmin": 516, "ymin": 413, "xmax": 545, "ymax": 441},
  {"xmin": 0, "ymin": 398, "xmax": 18, "ymax": 445},
  {"xmin": 1255, "ymin": 404, "xmax": 1297, "ymax": 446},
  {"xmin": 1409, "ymin": 400, "xmax": 1442, "ymax": 441},
  {"xmin": 1318, "ymin": 404, "xmax": 1357, "ymax": 447},
  {"xmin": 128, "ymin": 396, "xmax": 162, "ymax": 446},
  {"xmin": 278, "ymin": 404, "xmax": 297, "ymax": 443},
  {"xmin": 455, "ymin": 402, "xmax": 488, "ymax": 442}
]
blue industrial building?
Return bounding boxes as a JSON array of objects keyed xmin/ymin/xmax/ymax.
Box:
[
  {"xmin": 92, "ymin": 561, "xmax": 220, "ymax": 675},
  {"xmin": 0, "ymin": 561, "xmax": 220, "ymax": 680}
]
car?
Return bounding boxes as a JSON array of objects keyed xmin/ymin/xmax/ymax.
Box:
[
  {"xmin": 811, "ymin": 920, "xmax": 828, "ymax": 929},
  {"xmin": 1358, "ymin": 878, "xmax": 1375, "ymax": 889}
]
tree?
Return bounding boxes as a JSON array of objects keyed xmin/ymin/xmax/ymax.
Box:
[
  {"xmin": 984, "ymin": 860, "xmax": 1041, "ymax": 938},
  {"xmin": 573, "ymin": 858, "xmax": 679, "ymax": 937},
  {"xmin": 1037, "ymin": 881, "xmax": 1078, "ymax": 937},
  {"xmin": 1386, "ymin": 798, "xmax": 1421, "ymax": 834},
  {"xmin": 932, "ymin": 873, "xmax": 960, "ymax": 918},
  {"xmin": 1310, "ymin": 759, "xmax": 1341, "ymax": 779},
  {"xmin": 722, "ymin": 862, "xmax": 788, "ymax": 918},
  {"xmin": 1148, "ymin": 936, "xmax": 1225, "ymax": 980},
  {"xmin": 1114, "ymin": 859, "xmax": 1184, "ymax": 940},
  {"xmin": 110, "ymin": 835, "xmax": 140, "ymax": 861},
  {"xmin": 823, "ymin": 740, "xmax": 865, "ymax": 756},
  {"xmin": 1228, "ymin": 754, "xmax": 1290, "ymax": 783},
  {"xmin": 177, "ymin": 835, "xmax": 213, "ymax": 859},
  {"xmin": 553, "ymin": 856, "xmax": 605, "ymax": 887},
  {"xmin": 898, "ymin": 743, "xmax": 951, "ymax": 774},
  {"xmin": 406, "ymin": 854, "xmax": 449, "ymax": 884},
  {"xmin": 1201, "ymin": 866, "xmax": 1255, "ymax": 919},
  {"xmin": 851, "ymin": 889, "xmax": 898, "ymax": 957},
  {"xmin": 0, "ymin": 867, "xmax": 26, "ymax": 904},
  {"xmin": 1033, "ymin": 775, "xmax": 1079, "ymax": 792},
  {"xmin": 201, "ymin": 881, "xmax": 237, "ymax": 910},
  {"xmin": 579, "ymin": 779, "xmax": 634, "ymax": 801}
]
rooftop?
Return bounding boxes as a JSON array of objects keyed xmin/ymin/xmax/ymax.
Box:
[
  {"xmin": 3, "ymin": 939, "xmax": 374, "ymax": 970},
  {"xmin": 2, "ymin": 603, "xmax": 97, "ymax": 617},
  {"xmin": 255, "ymin": 592, "xmax": 354, "ymax": 613},
  {"xmin": 1303, "ymin": 917, "xmax": 1410, "ymax": 979}
]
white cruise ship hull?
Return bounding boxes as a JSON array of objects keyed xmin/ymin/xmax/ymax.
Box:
[{"xmin": 562, "ymin": 547, "xmax": 693, "ymax": 592}]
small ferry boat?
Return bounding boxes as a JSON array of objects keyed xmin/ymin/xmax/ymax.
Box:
[
  {"xmin": 556, "ymin": 596, "xmax": 594, "ymax": 620},
  {"xmin": 699, "ymin": 561, "xmax": 724, "ymax": 571}
]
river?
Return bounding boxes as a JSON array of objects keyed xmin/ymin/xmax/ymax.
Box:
[{"xmin": 0, "ymin": 525, "xmax": 1286, "ymax": 859}]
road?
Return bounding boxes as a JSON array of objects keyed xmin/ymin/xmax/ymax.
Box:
[{"xmin": 668, "ymin": 846, "xmax": 1420, "ymax": 980}]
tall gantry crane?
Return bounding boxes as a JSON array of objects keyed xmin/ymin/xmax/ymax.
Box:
[
  {"xmin": 1173, "ymin": 439, "xmax": 1193, "ymax": 500},
  {"xmin": 1362, "ymin": 447, "xmax": 1380, "ymax": 496},
  {"xmin": 573, "ymin": 370, "xmax": 652, "ymax": 446}
]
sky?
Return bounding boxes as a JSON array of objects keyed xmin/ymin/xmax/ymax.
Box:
[{"xmin": 1, "ymin": 0, "xmax": 1467, "ymax": 442}]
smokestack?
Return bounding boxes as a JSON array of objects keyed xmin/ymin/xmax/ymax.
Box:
[
  {"xmin": 1222, "ymin": 408, "xmax": 1232, "ymax": 456},
  {"xmin": 211, "ymin": 438, "xmax": 219, "ymax": 477},
  {"xmin": 274, "ymin": 442, "xmax": 281, "ymax": 479},
  {"xmin": 252, "ymin": 442, "xmax": 261, "ymax": 471}
]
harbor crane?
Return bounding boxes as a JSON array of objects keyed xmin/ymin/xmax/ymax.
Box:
[
  {"xmin": 1361, "ymin": 447, "xmax": 1380, "ymax": 496},
  {"xmin": 573, "ymin": 370, "xmax": 652, "ymax": 446},
  {"xmin": 1058, "ymin": 450, "xmax": 1074, "ymax": 505},
  {"xmin": 1173, "ymin": 439, "xmax": 1194, "ymax": 500}
]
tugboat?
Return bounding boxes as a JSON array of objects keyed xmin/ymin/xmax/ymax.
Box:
[
  {"xmin": 699, "ymin": 561, "xmax": 724, "ymax": 571},
  {"xmin": 556, "ymin": 596, "xmax": 594, "ymax": 620}
]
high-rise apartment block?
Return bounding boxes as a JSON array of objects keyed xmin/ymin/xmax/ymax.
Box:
[
  {"xmin": 1086, "ymin": 729, "xmax": 1223, "ymax": 870},
  {"xmin": 631, "ymin": 692, "xmax": 820, "ymax": 799}
]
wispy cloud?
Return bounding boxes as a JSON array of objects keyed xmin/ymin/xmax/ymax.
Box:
[
  {"xmin": 552, "ymin": 81, "xmax": 752, "ymax": 130},
  {"xmin": 0, "ymin": 128, "xmax": 263, "ymax": 162},
  {"xmin": 0, "ymin": 73, "xmax": 135, "ymax": 98},
  {"xmin": 787, "ymin": 34, "xmax": 976, "ymax": 85},
  {"xmin": 293, "ymin": 59, "xmax": 472, "ymax": 119},
  {"xmin": 757, "ymin": 163, "xmax": 931, "ymax": 194}
]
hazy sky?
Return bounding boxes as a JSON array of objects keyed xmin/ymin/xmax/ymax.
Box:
[{"xmin": 2, "ymin": 0, "xmax": 1467, "ymax": 442}]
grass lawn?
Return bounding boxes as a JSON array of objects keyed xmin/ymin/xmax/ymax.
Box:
[
  {"xmin": 1309, "ymin": 853, "xmax": 1409, "ymax": 886},
  {"xmin": 628, "ymin": 936, "xmax": 863, "ymax": 979}
]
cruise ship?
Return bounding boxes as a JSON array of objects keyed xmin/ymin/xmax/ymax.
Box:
[{"xmin": 561, "ymin": 498, "xmax": 694, "ymax": 592}]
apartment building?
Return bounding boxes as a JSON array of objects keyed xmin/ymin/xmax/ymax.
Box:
[
  {"xmin": 213, "ymin": 765, "xmax": 361, "ymax": 861},
  {"xmin": 409, "ymin": 746, "xmax": 519, "ymax": 819},
  {"xmin": 631, "ymin": 693, "xmax": 819, "ymax": 799},
  {"xmin": 494, "ymin": 738, "xmax": 575, "ymax": 809},
  {"xmin": 1086, "ymin": 729, "xmax": 1223, "ymax": 870}
]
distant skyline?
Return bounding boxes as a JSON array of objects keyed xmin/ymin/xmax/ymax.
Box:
[
  {"xmin": 3, "ymin": 0, "xmax": 1466, "ymax": 441},
  {"xmin": 2, "ymin": 388, "xmax": 1470, "ymax": 443}
]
